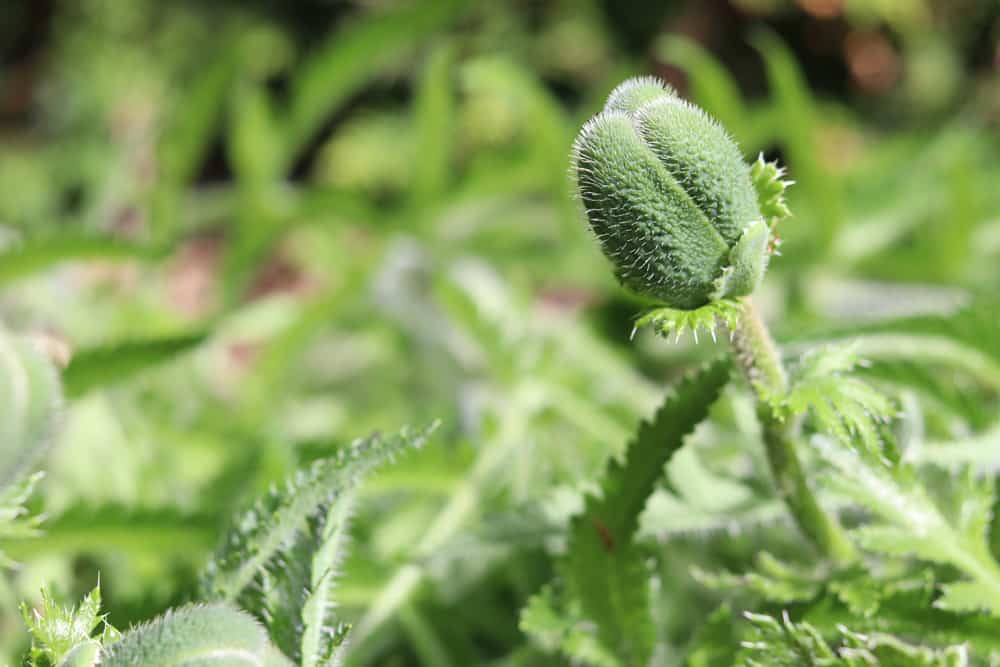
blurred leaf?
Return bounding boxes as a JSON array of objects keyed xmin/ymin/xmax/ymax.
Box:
[
  {"xmin": 282, "ymin": 0, "xmax": 468, "ymax": 170},
  {"xmin": 0, "ymin": 330, "xmax": 62, "ymax": 486},
  {"xmin": 0, "ymin": 235, "xmax": 159, "ymax": 287},
  {"xmin": 62, "ymin": 331, "xmax": 208, "ymax": 398},
  {"xmin": 411, "ymin": 43, "xmax": 457, "ymax": 208},
  {"xmin": 3, "ymin": 505, "xmax": 215, "ymax": 561},
  {"xmin": 751, "ymin": 29, "xmax": 842, "ymax": 252}
]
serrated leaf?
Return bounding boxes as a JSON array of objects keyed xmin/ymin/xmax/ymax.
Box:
[
  {"xmin": 62, "ymin": 331, "xmax": 207, "ymax": 398},
  {"xmin": 561, "ymin": 360, "xmax": 730, "ymax": 663},
  {"xmin": 693, "ymin": 552, "xmax": 820, "ymax": 605},
  {"xmin": 519, "ymin": 586, "xmax": 617, "ymax": 667},
  {"xmin": 201, "ymin": 424, "xmax": 436, "ymax": 657},
  {"xmin": 0, "ymin": 471, "xmax": 45, "ymax": 568},
  {"xmin": 738, "ymin": 612, "xmax": 968, "ymax": 666},
  {"xmin": 782, "ymin": 344, "xmax": 894, "ymax": 456},
  {"xmin": 816, "ymin": 435, "xmax": 1000, "ymax": 616},
  {"xmin": 936, "ymin": 581, "xmax": 999, "ymax": 614}
]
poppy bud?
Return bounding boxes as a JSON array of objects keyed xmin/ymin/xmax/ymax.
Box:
[{"xmin": 572, "ymin": 77, "xmax": 769, "ymax": 310}]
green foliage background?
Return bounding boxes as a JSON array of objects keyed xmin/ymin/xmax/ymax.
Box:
[{"xmin": 2, "ymin": 0, "xmax": 1000, "ymax": 664}]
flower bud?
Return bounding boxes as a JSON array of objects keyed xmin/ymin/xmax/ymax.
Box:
[{"xmin": 572, "ymin": 77, "xmax": 769, "ymax": 310}]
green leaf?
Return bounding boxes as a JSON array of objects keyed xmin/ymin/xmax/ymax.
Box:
[
  {"xmin": 737, "ymin": 612, "xmax": 969, "ymax": 666},
  {"xmin": 0, "ymin": 471, "xmax": 45, "ymax": 567},
  {"xmin": 693, "ymin": 552, "xmax": 820, "ymax": 605},
  {"xmin": 561, "ymin": 359, "xmax": 730, "ymax": 663},
  {"xmin": 200, "ymin": 424, "xmax": 437, "ymax": 656},
  {"xmin": 61, "ymin": 331, "xmax": 207, "ymax": 398},
  {"xmin": 519, "ymin": 585, "xmax": 617, "ymax": 667},
  {"xmin": 299, "ymin": 496, "xmax": 353, "ymax": 667},
  {"xmin": 0, "ymin": 234, "xmax": 159, "ymax": 287},
  {"xmin": 282, "ymin": 0, "xmax": 466, "ymax": 170},
  {"xmin": 781, "ymin": 343, "xmax": 894, "ymax": 456},
  {"xmin": 816, "ymin": 435, "xmax": 1000, "ymax": 615},
  {"xmin": 101, "ymin": 603, "xmax": 292, "ymax": 667},
  {"xmin": 0, "ymin": 330, "xmax": 63, "ymax": 485},
  {"xmin": 410, "ymin": 42, "xmax": 457, "ymax": 206}
]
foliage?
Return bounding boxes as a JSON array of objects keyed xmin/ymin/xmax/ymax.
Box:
[
  {"xmin": 2, "ymin": 0, "xmax": 1000, "ymax": 665},
  {"xmin": 535, "ymin": 360, "xmax": 730, "ymax": 665}
]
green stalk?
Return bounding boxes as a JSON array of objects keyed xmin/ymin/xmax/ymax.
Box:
[{"xmin": 731, "ymin": 297, "xmax": 856, "ymax": 564}]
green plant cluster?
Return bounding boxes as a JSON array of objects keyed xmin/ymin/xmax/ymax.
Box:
[{"xmin": 2, "ymin": 1, "xmax": 1000, "ymax": 665}]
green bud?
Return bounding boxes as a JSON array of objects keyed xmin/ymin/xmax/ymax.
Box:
[
  {"xmin": 101, "ymin": 603, "xmax": 293, "ymax": 667},
  {"xmin": 572, "ymin": 77, "xmax": 769, "ymax": 310}
]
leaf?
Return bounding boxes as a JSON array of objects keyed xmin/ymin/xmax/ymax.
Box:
[
  {"xmin": 751, "ymin": 29, "xmax": 842, "ymax": 250},
  {"xmin": 21, "ymin": 585, "xmax": 118, "ymax": 667},
  {"xmin": 61, "ymin": 331, "xmax": 207, "ymax": 398},
  {"xmin": 200, "ymin": 424, "xmax": 437, "ymax": 658},
  {"xmin": 936, "ymin": 581, "xmax": 1000, "ymax": 614},
  {"xmin": 781, "ymin": 344, "xmax": 894, "ymax": 456},
  {"xmin": 692, "ymin": 552, "xmax": 820, "ymax": 605},
  {"xmin": 2, "ymin": 504, "xmax": 216, "ymax": 563},
  {"xmin": 281, "ymin": 0, "xmax": 466, "ymax": 170},
  {"xmin": 794, "ymin": 296, "xmax": 1000, "ymax": 394},
  {"xmin": 152, "ymin": 27, "xmax": 246, "ymax": 240},
  {"xmin": 519, "ymin": 586, "xmax": 617, "ymax": 667},
  {"xmin": 410, "ymin": 42, "xmax": 457, "ymax": 206},
  {"xmin": 0, "ymin": 234, "xmax": 158, "ymax": 287},
  {"xmin": 0, "ymin": 472, "xmax": 45, "ymax": 567},
  {"xmin": 737, "ymin": 612, "xmax": 968, "ymax": 666},
  {"xmin": 100, "ymin": 603, "xmax": 292, "ymax": 667},
  {"xmin": 561, "ymin": 359, "xmax": 730, "ymax": 663},
  {"xmin": 816, "ymin": 435, "xmax": 1000, "ymax": 616},
  {"xmin": 0, "ymin": 330, "xmax": 63, "ymax": 486}
]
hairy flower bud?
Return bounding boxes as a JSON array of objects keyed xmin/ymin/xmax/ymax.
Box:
[{"xmin": 572, "ymin": 77, "xmax": 769, "ymax": 310}]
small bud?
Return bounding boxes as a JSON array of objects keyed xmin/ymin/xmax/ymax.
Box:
[{"xmin": 572, "ymin": 77, "xmax": 770, "ymax": 310}]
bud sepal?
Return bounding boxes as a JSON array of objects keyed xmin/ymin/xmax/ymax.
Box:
[{"xmin": 632, "ymin": 298, "xmax": 742, "ymax": 343}]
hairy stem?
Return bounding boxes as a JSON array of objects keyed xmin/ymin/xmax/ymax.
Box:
[{"xmin": 731, "ymin": 297, "xmax": 856, "ymax": 564}]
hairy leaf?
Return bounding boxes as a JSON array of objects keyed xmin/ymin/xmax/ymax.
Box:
[
  {"xmin": 781, "ymin": 343, "xmax": 894, "ymax": 456},
  {"xmin": 201, "ymin": 424, "xmax": 436, "ymax": 661},
  {"xmin": 816, "ymin": 435, "xmax": 1000, "ymax": 615},
  {"xmin": 561, "ymin": 359, "xmax": 730, "ymax": 663}
]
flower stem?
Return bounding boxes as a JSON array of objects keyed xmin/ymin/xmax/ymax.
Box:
[{"xmin": 731, "ymin": 297, "xmax": 857, "ymax": 564}]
